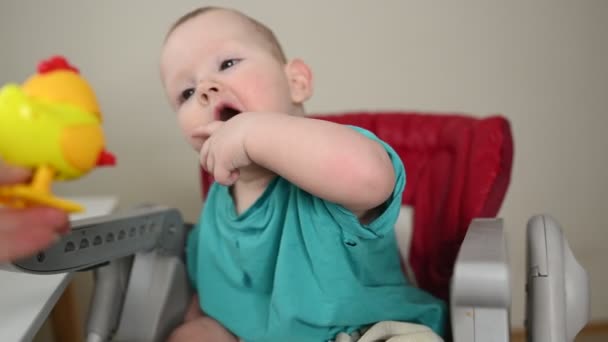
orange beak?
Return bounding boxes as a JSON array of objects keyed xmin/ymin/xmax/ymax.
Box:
[{"xmin": 96, "ymin": 149, "xmax": 116, "ymax": 166}]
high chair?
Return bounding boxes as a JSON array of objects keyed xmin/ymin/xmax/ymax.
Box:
[{"xmin": 9, "ymin": 111, "xmax": 590, "ymax": 341}]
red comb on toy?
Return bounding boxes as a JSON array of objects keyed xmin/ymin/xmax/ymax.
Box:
[
  {"xmin": 37, "ymin": 55, "xmax": 80, "ymax": 74},
  {"xmin": 96, "ymin": 149, "xmax": 117, "ymax": 167}
]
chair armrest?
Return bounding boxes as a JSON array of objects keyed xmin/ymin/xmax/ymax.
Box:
[
  {"xmin": 450, "ymin": 218, "xmax": 510, "ymax": 342},
  {"xmin": 526, "ymin": 215, "xmax": 590, "ymax": 341},
  {"xmin": 8, "ymin": 204, "xmax": 193, "ymax": 342}
]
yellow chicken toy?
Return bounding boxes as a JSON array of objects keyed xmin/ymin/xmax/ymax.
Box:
[{"xmin": 0, "ymin": 56, "xmax": 115, "ymax": 213}]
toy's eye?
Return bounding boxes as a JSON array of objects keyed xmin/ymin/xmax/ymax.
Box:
[
  {"xmin": 219, "ymin": 58, "xmax": 241, "ymax": 71},
  {"xmin": 179, "ymin": 88, "xmax": 195, "ymax": 103}
]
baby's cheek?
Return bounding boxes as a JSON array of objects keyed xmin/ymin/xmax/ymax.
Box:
[
  {"xmin": 177, "ymin": 111, "xmax": 205, "ymax": 150},
  {"xmin": 244, "ymin": 70, "xmax": 290, "ymax": 110},
  {"xmin": 252, "ymin": 84, "xmax": 289, "ymax": 112},
  {"xmin": 177, "ymin": 116, "xmax": 194, "ymax": 137}
]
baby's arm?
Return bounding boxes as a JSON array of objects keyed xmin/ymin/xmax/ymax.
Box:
[{"xmin": 246, "ymin": 112, "xmax": 395, "ymax": 217}]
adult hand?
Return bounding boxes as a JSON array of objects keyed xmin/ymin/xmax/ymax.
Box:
[{"xmin": 0, "ymin": 162, "xmax": 69, "ymax": 262}]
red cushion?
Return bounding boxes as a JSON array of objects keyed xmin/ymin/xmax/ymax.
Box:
[{"xmin": 200, "ymin": 111, "xmax": 513, "ymax": 301}]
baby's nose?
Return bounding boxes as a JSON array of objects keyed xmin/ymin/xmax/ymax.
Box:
[{"xmin": 196, "ymin": 82, "xmax": 221, "ymax": 106}]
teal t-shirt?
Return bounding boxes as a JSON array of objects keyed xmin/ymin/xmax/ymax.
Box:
[{"xmin": 186, "ymin": 126, "xmax": 446, "ymax": 342}]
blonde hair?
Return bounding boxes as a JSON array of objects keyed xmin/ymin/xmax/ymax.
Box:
[{"xmin": 167, "ymin": 6, "xmax": 287, "ymax": 63}]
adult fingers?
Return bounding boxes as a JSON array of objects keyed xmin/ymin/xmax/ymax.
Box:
[
  {"xmin": 0, "ymin": 162, "xmax": 31, "ymax": 185},
  {"xmin": 0, "ymin": 207, "xmax": 69, "ymax": 261}
]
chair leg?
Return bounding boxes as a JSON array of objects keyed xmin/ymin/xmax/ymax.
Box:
[{"xmin": 50, "ymin": 281, "xmax": 83, "ymax": 342}]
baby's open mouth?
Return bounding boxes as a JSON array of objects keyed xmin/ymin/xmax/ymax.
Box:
[{"xmin": 218, "ymin": 105, "xmax": 242, "ymax": 121}]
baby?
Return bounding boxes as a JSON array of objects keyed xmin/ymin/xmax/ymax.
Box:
[{"xmin": 160, "ymin": 6, "xmax": 446, "ymax": 342}]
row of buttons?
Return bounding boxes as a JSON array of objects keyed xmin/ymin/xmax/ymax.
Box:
[{"xmin": 63, "ymin": 222, "xmax": 158, "ymax": 253}]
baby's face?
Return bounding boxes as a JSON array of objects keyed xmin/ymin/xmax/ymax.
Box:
[{"xmin": 160, "ymin": 10, "xmax": 295, "ymax": 151}]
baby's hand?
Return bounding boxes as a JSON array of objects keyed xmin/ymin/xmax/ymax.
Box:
[{"xmin": 192, "ymin": 116, "xmax": 253, "ymax": 186}]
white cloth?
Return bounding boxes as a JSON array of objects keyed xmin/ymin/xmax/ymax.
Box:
[{"xmin": 334, "ymin": 321, "xmax": 443, "ymax": 342}]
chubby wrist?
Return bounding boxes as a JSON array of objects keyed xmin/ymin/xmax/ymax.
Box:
[
  {"xmin": 241, "ymin": 112, "xmax": 289, "ymax": 167},
  {"xmin": 240, "ymin": 112, "xmax": 271, "ymax": 164}
]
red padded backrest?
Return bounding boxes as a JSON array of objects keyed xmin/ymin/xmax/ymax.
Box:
[{"xmin": 200, "ymin": 111, "xmax": 513, "ymax": 301}]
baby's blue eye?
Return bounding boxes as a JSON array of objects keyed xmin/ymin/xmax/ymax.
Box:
[
  {"xmin": 220, "ymin": 58, "xmax": 241, "ymax": 71},
  {"xmin": 180, "ymin": 88, "xmax": 195, "ymax": 102}
]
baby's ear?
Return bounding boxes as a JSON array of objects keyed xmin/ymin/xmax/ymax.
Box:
[{"xmin": 285, "ymin": 59, "xmax": 313, "ymax": 104}]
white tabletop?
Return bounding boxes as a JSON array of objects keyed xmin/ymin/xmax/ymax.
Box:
[{"xmin": 0, "ymin": 196, "xmax": 117, "ymax": 342}]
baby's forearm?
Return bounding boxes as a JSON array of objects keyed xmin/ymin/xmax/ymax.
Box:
[{"xmin": 245, "ymin": 113, "xmax": 395, "ymax": 214}]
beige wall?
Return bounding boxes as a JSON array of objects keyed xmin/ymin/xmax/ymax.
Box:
[{"xmin": 2, "ymin": 0, "xmax": 607, "ymax": 332}]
